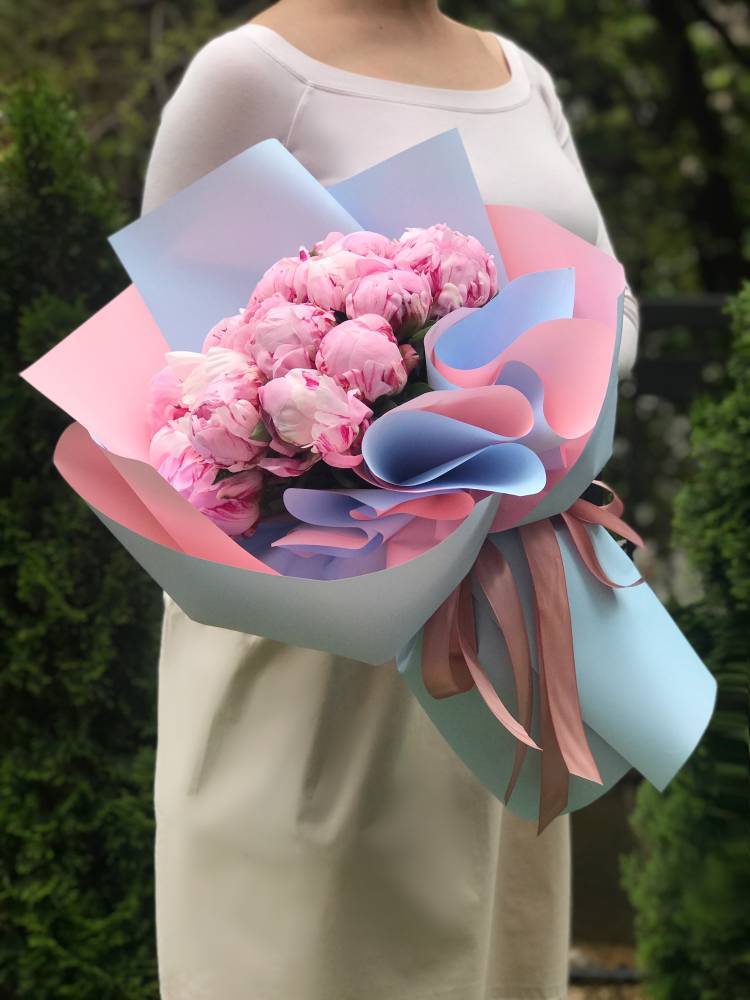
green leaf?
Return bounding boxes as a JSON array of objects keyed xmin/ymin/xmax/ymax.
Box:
[
  {"xmin": 401, "ymin": 381, "xmax": 433, "ymax": 400},
  {"xmin": 249, "ymin": 421, "xmax": 271, "ymax": 443}
]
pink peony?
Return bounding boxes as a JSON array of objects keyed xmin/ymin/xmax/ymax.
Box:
[
  {"xmin": 312, "ymin": 230, "xmax": 396, "ymax": 259},
  {"xmin": 149, "ymin": 420, "xmax": 263, "ymax": 536},
  {"xmin": 399, "ymin": 342, "xmax": 420, "ymax": 377},
  {"xmin": 292, "ymin": 250, "xmax": 392, "ymax": 312},
  {"xmin": 148, "ymin": 365, "xmax": 187, "ymax": 435},
  {"xmin": 166, "ymin": 348, "xmax": 263, "ymax": 410},
  {"xmin": 202, "ymin": 309, "xmax": 256, "ymax": 354},
  {"xmin": 250, "ymin": 299, "xmax": 336, "ymax": 379},
  {"xmin": 187, "ymin": 399, "xmax": 267, "ymax": 472},
  {"xmin": 392, "ymin": 223, "xmax": 498, "ymax": 318},
  {"xmin": 195, "ymin": 466, "xmax": 263, "ymax": 536},
  {"xmin": 245, "ymin": 252, "xmax": 306, "ymax": 315},
  {"xmin": 315, "ymin": 314, "xmax": 409, "ymax": 402},
  {"xmin": 344, "ymin": 267, "xmax": 432, "ymax": 338},
  {"xmin": 258, "ymin": 368, "xmax": 372, "ymax": 468},
  {"xmin": 160, "ymin": 348, "xmax": 267, "ymax": 471}
]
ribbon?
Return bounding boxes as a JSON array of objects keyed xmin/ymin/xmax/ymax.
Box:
[{"xmin": 421, "ymin": 480, "xmax": 646, "ymax": 834}]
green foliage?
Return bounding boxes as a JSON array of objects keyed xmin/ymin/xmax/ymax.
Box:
[
  {"xmin": 0, "ymin": 0, "xmax": 265, "ymax": 208},
  {"xmin": 622, "ymin": 283, "xmax": 750, "ymax": 1000},
  {"xmin": 447, "ymin": 0, "xmax": 749, "ymax": 295},
  {"xmin": 675, "ymin": 287, "xmax": 750, "ymax": 609},
  {"xmin": 0, "ymin": 83, "xmax": 161, "ymax": 998}
]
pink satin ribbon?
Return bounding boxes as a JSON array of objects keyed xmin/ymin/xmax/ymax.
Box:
[{"xmin": 422, "ymin": 480, "xmax": 646, "ymax": 834}]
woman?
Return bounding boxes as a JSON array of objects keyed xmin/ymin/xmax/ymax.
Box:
[{"xmin": 142, "ymin": 2, "xmax": 640, "ymax": 998}]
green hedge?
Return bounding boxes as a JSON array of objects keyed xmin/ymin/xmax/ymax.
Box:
[
  {"xmin": 622, "ymin": 283, "xmax": 750, "ymax": 999},
  {"xmin": 0, "ymin": 84, "xmax": 161, "ymax": 998}
]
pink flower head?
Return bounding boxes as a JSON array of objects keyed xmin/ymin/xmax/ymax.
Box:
[
  {"xmin": 315, "ymin": 314, "xmax": 409, "ymax": 403},
  {"xmin": 292, "ymin": 250, "xmax": 392, "ymax": 312},
  {"xmin": 195, "ymin": 465, "xmax": 263, "ymax": 537},
  {"xmin": 149, "ymin": 420, "xmax": 263, "ymax": 536},
  {"xmin": 202, "ymin": 309, "xmax": 256, "ymax": 355},
  {"xmin": 167, "ymin": 348, "xmax": 263, "ymax": 410},
  {"xmin": 186, "ymin": 399, "xmax": 267, "ymax": 472},
  {"xmin": 245, "ymin": 253, "xmax": 306, "ymax": 315},
  {"xmin": 392, "ymin": 223, "xmax": 498, "ymax": 318},
  {"xmin": 163, "ymin": 348, "xmax": 268, "ymax": 471},
  {"xmin": 344, "ymin": 267, "xmax": 432, "ymax": 338},
  {"xmin": 399, "ymin": 342, "xmax": 420, "ymax": 377},
  {"xmin": 250, "ymin": 299, "xmax": 337, "ymax": 379},
  {"xmin": 258, "ymin": 368, "xmax": 372, "ymax": 468},
  {"xmin": 148, "ymin": 365, "xmax": 187, "ymax": 435},
  {"xmin": 312, "ymin": 230, "xmax": 396, "ymax": 259}
]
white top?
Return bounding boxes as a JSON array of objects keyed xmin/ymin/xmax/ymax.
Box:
[{"xmin": 142, "ymin": 23, "xmax": 639, "ymax": 376}]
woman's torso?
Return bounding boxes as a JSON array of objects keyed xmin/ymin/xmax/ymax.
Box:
[{"xmin": 146, "ymin": 25, "xmax": 587, "ymax": 999}]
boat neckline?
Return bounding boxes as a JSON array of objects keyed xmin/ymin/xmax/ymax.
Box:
[{"xmin": 239, "ymin": 23, "xmax": 532, "ymax": 111}]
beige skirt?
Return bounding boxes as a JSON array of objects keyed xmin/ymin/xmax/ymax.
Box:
[{"xmin": 155, "ymin": 593, "xmax": 571, "ymax": 1000}]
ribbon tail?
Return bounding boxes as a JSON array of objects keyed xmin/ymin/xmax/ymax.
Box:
[
  {"xmin": 473, "ymin": 541, "xmax": 535, "ymax": 805},
  {"xmin": 561, "ymin": 510, "xmax": 646, "ymax": 590},
  {"xmin": 536, "ymin": 608, "xmax": 572, "ymax": 836},
  {"xmin": 520, "ymin": 519, "xmax": 602, "ymax": 830},
  {"xmin": 422, "ymin": 587, "xmax": 474, "ymax": 697},
  {"xmin": 584, "ymin": 480, "xmax": 646, "ymax": 547},
  {"xmin": 456, "ymin": 578, "xmax": 540, "ymax": 751},
  {"xmin": 567, "ymin": 497, "xmax": 645, "ymax": 549}
]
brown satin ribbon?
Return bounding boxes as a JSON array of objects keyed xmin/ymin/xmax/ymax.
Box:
[{"xmin": 421, "ymin": 480, "xmax": 646, "ymax": 834}]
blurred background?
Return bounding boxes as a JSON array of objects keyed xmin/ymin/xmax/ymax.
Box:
[{"xmin": 1, "ymin": 2, "xmax": 748, "ymax": 998}]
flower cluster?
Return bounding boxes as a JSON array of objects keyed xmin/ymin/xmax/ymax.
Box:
[{"xmin": 148, "ymin": 224, "xmax": 498, "ymax": 536}]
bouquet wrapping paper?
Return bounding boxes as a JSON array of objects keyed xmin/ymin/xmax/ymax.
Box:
[{"xmin": 22, "ymin": 129, "xmax": 716, "ymax": 829}]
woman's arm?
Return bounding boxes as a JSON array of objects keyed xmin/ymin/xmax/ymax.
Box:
[
  {"xmin": 536, "ymin": 63, "xmax": 640, "ymax": 380},
  {"xmin": 141, "ymin": 30, "xmax": 306, "ymax": 214}
]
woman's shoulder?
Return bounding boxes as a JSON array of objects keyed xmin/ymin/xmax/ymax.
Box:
[
  {"xmin": 142, "ymin": 26, "xmax": 306, "ymax": 214},
  {"xmin": 169, "ymin": 24, "xmax": 305, "ymax": 102},
  {"xmin": 154, "ymin": 24, "xmax": 307, "ymax": 143},
  {"xmin": 496, "ymin": 34, "xmax": 557, "ymax": 94},
  {"xmin": 499, "ymin": 35, "xmax": 569, "ymax": 139}
]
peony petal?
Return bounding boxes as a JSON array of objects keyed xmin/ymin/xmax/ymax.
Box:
[{"xmin": 322, "ymin": 450, "xmax": 364, "ymax": 468}]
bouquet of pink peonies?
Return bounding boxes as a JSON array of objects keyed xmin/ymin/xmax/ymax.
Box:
[
  {"xmin": 148, "ymin": 223, "xmax": 497, "ymax": 537},
  {"xmin": 21, "ymin": 130, "xmax": 716, "ymax": 830}
]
